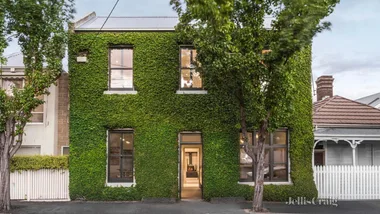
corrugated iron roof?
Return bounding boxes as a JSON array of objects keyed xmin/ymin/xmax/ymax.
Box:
[
  {"xmin": 75, "ymin": 16, "xmax": 179, "ymax": 31},
  {"xmin": 313, "ymin": 95, "xmax": 380, "ymax": 126},
  {"xmin": 73, "ymin": 12, "xmax": 274, "ymax": 31},
  {"xmin": 1, "ymin": 52, "xmax": 24, "ymax": 67},
  {"xmin": 356, "ymin": 92, "xmax": 380, "ymax": 109},
  {"xmin": 0, "ymin": 52, "xmax": 68, "ymax": 72}
]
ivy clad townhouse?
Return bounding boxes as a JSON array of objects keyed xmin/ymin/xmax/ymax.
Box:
[{"xmin": 68, "ymin": 12, "xmax": 316, "ymax": 201}]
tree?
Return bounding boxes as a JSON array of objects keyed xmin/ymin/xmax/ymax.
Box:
[
  {"xmin": 0, "ymin": 0, "xmax": 74, "ymax": 211},
  {"xmin": 170, "ymin": 0, "xmax": 339, "ymax": 212}
]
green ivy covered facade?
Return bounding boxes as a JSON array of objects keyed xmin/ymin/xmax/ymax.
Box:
[{"xmin": 68, "ymin": 21, "xmax": 317, "ymax": 201}]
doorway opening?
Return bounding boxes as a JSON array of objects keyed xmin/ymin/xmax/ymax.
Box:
[{"xmin": 179, "ymin": 133, "xmax": 202, "ymax": 200}]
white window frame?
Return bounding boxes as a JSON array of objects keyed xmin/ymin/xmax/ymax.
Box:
[
  {"xmin": 61, "ymin": 146, "xmax": 69, "ymax": 155},
  {"xmin": 28, "ymin": 95, "xmax": 45, "ymax": 125},
  {"xmin": 105, "ymin": 47, "xmax": 138, "ymax": 95},
  {"xmin": 1, "ymin": 76, "xmax": 45, "ymax": 125}
]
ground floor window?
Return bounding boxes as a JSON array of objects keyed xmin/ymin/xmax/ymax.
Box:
[
  {"xmin": 62, "ymin": 146, "xmax": 69, "ymax": 155},
  {"xmin": 108, "ymin": 130, "xmax": 134, "ymax": 183},
  {"xmin": 239, "ymin": 129, "xmax": 288, "ymax": 182},
  {"xmin": 14, "ymin": 145, "xmax": 41, "ymax": 156}
]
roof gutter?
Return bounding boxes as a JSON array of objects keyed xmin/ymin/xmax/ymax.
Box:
[
  {"xmin": 313, "ymin": 124, "xmax": 380, "ymax": 128},
  {"xmin": 74, "ymin": 28, "xmax": 176, "ymax": 32}
]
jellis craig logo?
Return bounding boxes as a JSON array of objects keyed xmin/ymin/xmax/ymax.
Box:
[{"xmin": 285, "ymin": 197, "xmax": 338, "ymax": 207}]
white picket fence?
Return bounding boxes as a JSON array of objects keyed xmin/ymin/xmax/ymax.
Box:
[
  {"xmin": 10, "ymin": 169, "xmax": 69, "ymax": 201},
  {"xmin": 314, "ymin": 165, "xmax": 380, "ymax": 200}
]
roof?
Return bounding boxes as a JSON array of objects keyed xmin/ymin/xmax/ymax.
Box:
[
  {"xmin": 1, "ymin": 52, "xmax": 24, "ymax": 67},
  {"xmin": 356, "ymin": 92, "xmax": 380, "ymax": 109},
  {"xmin": 0, "ymin": 52, "xmax": 68, "ymax": 72},
  {"xmin": 73, "ymin": 12, "xmax": 274, "ymax": 31},
  {"xmin": 313, "ymin": 95, "xmax": 380, "ymax": 126},
  {"xmin": 314, "ymin": 127, "xmax": 380, "ymax": 137}
]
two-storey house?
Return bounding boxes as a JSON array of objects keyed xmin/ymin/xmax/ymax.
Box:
[
  {"xmin": 0, "ymin": 52, "xmax": 69, "ymax": 155},
  {"xmin": 68, "ymin": 12, "xmax": 315, "ymax": 201}
]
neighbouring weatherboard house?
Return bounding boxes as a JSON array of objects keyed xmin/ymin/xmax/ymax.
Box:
[
  {"xmin": 0, "ymin": 52, "xmax": 70, "ymax": 155},
  {"xmin": 313, "ymin": 76, "xmax": 380, "ymax": 166},
  {"xmin": 68, "ymin": 12, "xmax": 316, "ymax": 201}
]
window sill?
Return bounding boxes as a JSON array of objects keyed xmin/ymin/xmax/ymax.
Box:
[
  {"xmin": 238, "ymin": 181, "xmax": 293, "ymax": 186},
  {"xmin": 106, "ymin": 182, "xmax": 135, "ymax": 187},
  {"xmin": 176, "ymin": 90, "xmax": 207, "ymax": 94},
  {"xmin": 104, "ymin": 91, "xmax": 138, "ymax": 95}
]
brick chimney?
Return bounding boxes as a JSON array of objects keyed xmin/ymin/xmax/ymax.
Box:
[{"xmin": 316, "ymin": 75, "xmax": 334, "ymax": 101}]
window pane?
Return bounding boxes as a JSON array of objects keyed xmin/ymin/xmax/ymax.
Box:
[
  {"xmin": 62, "ymin": 147, "xmax": 69, "ymax": 155},
  {"xmin": 274, "ymin": 131, "xmax": 286, "ymax": 145},
  {"xmin": 272, "ymin": 164, "xmax": 287, "ymax": 181},
  {"xmin": 122, "ymin": 156, "xmax": 133, "ymax": 181},
  {"xmin": 181, "ymin": 69, "xmax": 191, "ymax": 88},
  {"xmin": 110, "ymin": 70, "xmax": 133, "ymax": 89},
  {"xmin": 109, "ymin": 156, "xmax": 120, "ymax": 179},
  {"xmin": 15, "ymin": 146, "xmax": 41, "ymax": 156},
  {"xmin": 273, "ymin": 148, "xmax": 287, "ymax": 164},
  {"xmin": 240, "ymin": 165, "xmax": 253, "ymax": 182},
  {"xmin": 253, "ymin": 149, "xmax": 270, "ymax": 181},
  {"xmin": 254, "ymin": 132, "xmax": 269, "ymax": 145},
  {"xmin": 180, "ymin": 69, "xmax": 202, "ymax": 89},
  {"xmin": 240, "ymin": 148, "xmax": 252, "ymax": 164},
  {"xmin": 192, "ymin": 70, "xmax": 202, "ymax": 88},
  {"xmin": 2, "ymin": 79, "xmax": 23, "ymax": 89},
  {"xmin": 181, "ymin": 133, "xmax": 201, "ymax": 143},
  {"xmin": 240, "ymin": 132, "xmax": 253, "ymax": 145},
  {"xmin": 33, "ymin": 104, "xmax": 44, "ymax": 113},
  {"xmin": 109, "ymin": 132, "xmax": 121, "ymax": 155},
  {"xmin": 110, "ymin": 49, "xmax": 133, "ymax": 68},
  {"xmin": 181, "ymin": 48, "xmax": 191, "ymax": 68},
  {"xmin": 192, "ymin": 49, "xmax": 197, "ymax": 63},
  {"xmin": 30, "ymin": 113, "xmax": 43, "ymax": 123},
  {"xmin": 122, "ymin": 133, "xmax": 133, "ymax": 155}
]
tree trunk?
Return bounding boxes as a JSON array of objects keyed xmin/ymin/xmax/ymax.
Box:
[
  {"xmin": 253, "ymin": 120, "xmax": 269, "ymax": 213},
  {"xmin": 0, "ymin": 133, "xmax": 11, "ymax": 212}
]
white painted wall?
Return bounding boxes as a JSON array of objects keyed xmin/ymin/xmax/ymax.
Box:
[
  {"xmin": 326, "ymin": 141, "xmax": 353, "ymax": 165},
  {"xmin": 20, "ymin": 85, "xmax": 59, "ymax": 155},
  {"xmin": 326, "ymin": 140, "xmax": 380, "ymax": 166}
]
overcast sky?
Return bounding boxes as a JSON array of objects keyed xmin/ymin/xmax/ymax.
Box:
[{"xmin": 4, "ymin": 0, "xmax": 380, "ymax": 100}]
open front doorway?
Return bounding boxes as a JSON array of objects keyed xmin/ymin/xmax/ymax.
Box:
[{"xmin": 179, "ymin": 133, "xmax": 203, "ymax": 200}]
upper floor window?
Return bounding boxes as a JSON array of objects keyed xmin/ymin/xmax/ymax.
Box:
[
  {"xmin": 108, "ymin": 130, "xmax": 134, "ymax": 183},
  {"xmin": 30, "ymin": 95, "xmax": 44, "ymax": 123},
  {"xmin": 239, "ymin": 129, "xmax": 288, "ymax": 182},
  {"xmin": 180, "ymin": 47, "xmax": 202, "ymax": 89},
  {"xmin": 109, "ymin": 47, "xmax": 133, "ymax": 90},
  {"xmin": 1, "ymin": 77, "xmax": 44, "ymax": 123},
  {"xmin": 1, "ymin": 78, "xmax": 24, "ymax": 95}
]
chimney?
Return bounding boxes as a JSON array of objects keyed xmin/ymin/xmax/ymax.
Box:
[{"xmin": 316, "ymin": 75, "xmax": 334, "ymax": 101}]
